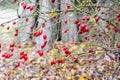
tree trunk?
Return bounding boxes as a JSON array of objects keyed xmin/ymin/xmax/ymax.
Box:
[{"xmin": 61, "ymin": 0, "xmax": 78, "ymax": 43}]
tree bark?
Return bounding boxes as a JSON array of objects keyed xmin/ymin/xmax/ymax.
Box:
[{"xmin": 61, "ymin": 0, "xmax": 78, "ymax": 43}]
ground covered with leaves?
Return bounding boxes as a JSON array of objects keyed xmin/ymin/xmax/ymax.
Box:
[{"xmin": 0, "ymin": 27, "xmax": 120, "ymax": 80}]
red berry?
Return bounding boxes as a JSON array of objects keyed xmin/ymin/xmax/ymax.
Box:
[
  {"xmin": 0, "ymin": 43, "xmax": 1, "ymax": 48},
  {"xmin": 57, "ymin": 58, "xmax": 63, "ymax": 63},
  {"xmin": 10, "ymin": 43, "xmax": 15, "ymax": 47},
  {"xmin": 42, "ymin": 23, "xmax": 45, "ymax": 28},
  {"xmin": 84, "ymin": 26, "xmax": 89, "ymax": 32},
  {"xmin": 10, "ymin": 47, "xmax": 14, "ymax": 52},
  {"xmin": 13, "ymin": 0, "xmax": 17, "ymax": 2},
  {"xmin": 116, "ymin": 12, "xmax": 120, "ymax": 18},
  {"xmin": 20, "ymin": 55, "xmax": 24, "ymax": 59},
  {"xmin": 20, "ymin": 51, "xmax": 25, "ymax": 55},
  {"xmin": 74, "ymin": 19, "xmax": 79, "ymax": 24},
  {"xmin": 64, "ymin": 19, "xmax": 68, "ymax": 24},
  {"xmin": 80, "ymin": 23, "xmax": 86, "ymax": 29},
  {"xmin": 7, "ymin": 26, "xmax": 10, "ymax": 30},
  {"xmin": 14, "ymin": 33, "xmax": 18, "ymax": 36},
  {"xmin": 77, "ymin": 22, "xmax": 81, "ymax": 26},
  {"xmin": 88, "ymin": 48, "xmax": 93, "ymax": 53},
  {"xmin": 37, "ymin": 29, "xmax": 43, "ymax": 36},
  {"xmin": 44, "ymin": 40, "xmax": 47, "ymax": 45},
  {"xmin": 45, "ymin": 69, "xmax": 49, "ymax": 74},
  {"xmin": 64, "ymin": 28, "xmax": 68, "ymax": 33},
  {"xmin": 66, "ymin": 3, "xmax": 71, "ymax": 9},
  {"xmin": 51, "ymin": 0, "xmax": 55, "ymax": 3},
  {"xmin": 37, "ymin": 50, "xmax": 44, "ymax": 56},
  {"xmin": 33, "ymin": 31, "xmax": 37, "ymax": 36},
  {"xmin": 50, "ymin": 60, "xmax": 56, "ymax": 65},
  {"xmin": 18, "ymin": 44, "xmax": 21, "ymax": 48},
  {"xmin": 86, "ymin": 16, "xmax": 90, "ymax": 21},
  {"xmin": 29, "ymin": 6, "xmax": 34, "ymax": 11},
  {"xmin": 64, "ymin": 10, "xmax": 68, "ymax": 14},
  {"xmin": 24, "ymin": 55, "xmax": 28, "ymax": 61},
  {"xmin": 22, "ymin": 3, "xmax": 26, "ymax": 9},
  {"xmin": 26, "ymin": 17, "xmax": 29, "ymax": 22},
  {"xmin": 117, "ymin": 43, "xmax": 120, "ymax": 48},
  {"xmin": 97, "ymin": 5, "xmax": 101, "ymax": 10},
  {"xmin": 13, "ymin": 21, "xmax": 16, "ymax": 25},
  {"xmin": 53, "ymin": 15, "xmax": 57, "ymax": 19},
  {"xmin": 63, "ymin": 46, "xmax": 68, "ymax": 51},
  {"xmin": 15, "ymin": 62, "xmax": 20, "ymax": 67},
  {"xmin": 82, "ymin": 16, "xmax": 86, "ymax": 20},
  {"xmin": 41, "ymin": 40, "xmax": 47, "ymax": 49},
  {"xmin": 15, "ymin": 29, "xmax": 19, "ymax": 33},
  {"xmin": 43, "ymin": 34, "xmax": 47, "ymax": 40},
  {"xmin": 106, "ymin": 23, "xmax": 109, "ymax": 27},
  {"xmin": 95, "ymin": 16, "xmax": 100, "ymax": 22}
]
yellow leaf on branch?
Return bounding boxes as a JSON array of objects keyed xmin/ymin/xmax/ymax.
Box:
[{"xmin": 50, "ymin": 9, "xmax": 56, "ymax": 17}]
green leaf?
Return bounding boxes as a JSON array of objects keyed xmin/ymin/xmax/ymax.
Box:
[
  {"xmin": 20, "ymin": 71, "xmax": 24, "ymax": 76},
  {"xmin": 89, "ymin": 28, "xmax": 95, "ymax": 34}
]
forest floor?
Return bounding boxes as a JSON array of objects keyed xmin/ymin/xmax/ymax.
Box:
[{"xmin": 0, "ymin": 25, "xmax": 119, "ymax": 80}]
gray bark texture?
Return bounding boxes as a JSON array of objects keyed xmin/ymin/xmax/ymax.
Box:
[{"xmin": 17, "ymin": 0, "xmax": 78, "ymax": 51}]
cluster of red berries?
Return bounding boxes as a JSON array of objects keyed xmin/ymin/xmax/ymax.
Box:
[
  {"xmin": 79, "ymin": 23, "xmax": 89, "ymax": 34},
  {"xmin": 21, "ymin": 1, "xmax": 26, "ymax": 9},
  {"xmin": 27, "ymin": 6, "xmax": 34, "ymax": 11},
  {"xmin": 74, "ymin": 19, "xmax": 89, "ymax": 34},
  {"xmin": 116, "ymin": 12, "xmax": 120, "ymax": 21},
  {"xmin": 21, "ymin": 1, "xmax": 34, "ymax": 11},
  {"xmin": 41, "ymin": 40, "xmax": 47, "ymax": 49},
  {"xmin": 81, "ymin": 16, "xmax": 90, "ymax": 21},
  {"xmin": 14, "ymin": 29, "xmax": 19, "ymax": 36},
  {"xmin": 33, "ymin": 29, "xmax": 43, "ymax": 37},
  {"xmin": 63, "ymin": 46, "xmax": 72, "ymax": 57},
  {"xmin": 2, "ymin": 52, "xmax": 13, "ymax": 59},
  {"xmin": 41, "ymin": 34, "xmax": 47, "ymax": 49},
  {"xmin": 9, "ymin": 42, "xmax": 15, "ymax": 52},
  {"xmin": 50, "ymin": 58, "xmax": 63, "ymax": 65},
  {"xmin": 20, "ymin": 51, "xmax": 28, "ymax": 61}
]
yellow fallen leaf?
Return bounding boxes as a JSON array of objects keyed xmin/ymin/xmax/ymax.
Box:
[
  {"xmin": 24, "ymin": 78, "xmax": 29, "ymax": 80},
  {"xmin": 95, "ymin": 50, "xmax": 104, "ymax": 54},
  {"xmin": 62, "ymin": 56, "xmax": 65, "ymax": 60},
  {"xmin": 49, "ymin": 51, "xmax": 54, "ymax": 56},
  {"xmin": 8, "ymin": 69, "xmax": 15, "ymax": 74},
  {"xmin": 82, "ymin": 0, "xmax": 87, "ymax": 3},
  {"xmin": 79, "ymin": 76, "xmax": 84, "ymax": 80},
  {"xmin": 18, "ymin": 67, "xmax": 23, "ymax": 71},
  {"xmin": 90, "ymin": 16, "xmax": 95, "ymax": 22},
  {"xmin": 27, "ymin": 47, "xmax": 32, "ymax": 51},
  {"xmin": 62, "ymin": 65, "xmax": 66, "ymax": 71},
  {"xmin": 53, "ymin": 49, "xmax": 58, "ymax": 53},
  {"xmin": 80, "ymin": 43, "xmax": 86, "ymax": 48}
]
